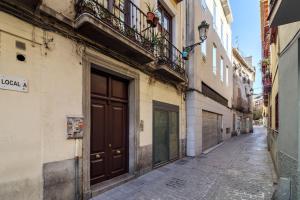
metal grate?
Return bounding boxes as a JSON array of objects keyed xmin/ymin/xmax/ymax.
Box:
[
  {"xmin": 165, "ymin": 177, "xmax": 186, "ymax": 189},
  {"xmin": 175, "ymin": 159, "xmax": 189, "ymax": 165}
]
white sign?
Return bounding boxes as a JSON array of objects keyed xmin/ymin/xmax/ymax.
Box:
[{"xmin": 0, "ymin": 75, "xmax": 28, "ymax": 92}]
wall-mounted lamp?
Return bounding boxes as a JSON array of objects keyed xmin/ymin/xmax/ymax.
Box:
[
  {"xmin": 182, "ymin": 20, "xmax": 209, "ymax": 60},
  {"xmin": 247, "ymin": 88, "xmax": 254, "ymax": 97}
]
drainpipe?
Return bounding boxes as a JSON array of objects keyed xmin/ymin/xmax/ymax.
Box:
[
  {"xmin": 297, "ymin": 38, "xmax": 300, "ymax": 199},
  {"xmin": 185, "ymin": 0, "xmax": 197, "ymax": 157},
  {"xmin": 75, "ymin": 139, "xmax": 80, "ymax": 200}
]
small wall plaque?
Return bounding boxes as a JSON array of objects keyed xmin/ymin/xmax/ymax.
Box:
[
  {"xmin": 0, "ymin": 75, "xmax": 28, "ymax": 92},
  {"xmin": 67, "ymin": 116, "xmax": 84, "ymax": 139}
]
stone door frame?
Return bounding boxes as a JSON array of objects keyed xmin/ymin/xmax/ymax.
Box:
[{"xmin": 82, "ymin": 51, "xmax": 140, "ymax": 199}]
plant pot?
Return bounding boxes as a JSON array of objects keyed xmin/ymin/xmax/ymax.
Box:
[
  {"xmin": 152, "ymin": 16, "xmax": 159, "ymax": 27},
  {"xmin": 147, "ymin": 12, "xmax": 156, "ymax": 25}
]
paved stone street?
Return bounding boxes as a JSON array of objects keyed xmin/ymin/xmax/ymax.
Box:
[{"xmin": 94, "ymin": 126, "xmax": 275, "ymax": 200}]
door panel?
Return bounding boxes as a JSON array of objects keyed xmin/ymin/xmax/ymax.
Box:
[
  {"xmin": 90, "ymin": 68, "xmax": 128, "ymax": 185},
  {"xmin": 90, "ymin": 99, "xmax": 108, "ymax": 184},
  {"xmin": 110, "ymin": 102, "xmax": 127, "ymax": 177},
  {"xmin": 217, "ymin": 115, "xmax": 223, "ymax": 143},
  {"xmin": 169, "ymin": 111, "xmax": 179, "ymax": 161},
  {"xmin": 111, "ymin": 78, "xmax": 128, "ymax": 100},
  {"xmin": 202, "ymin": 111, "xmax": 222, "ymax": 151},
  {"xmin": 153, "ymin": 110, "xmax": 169, "ymax": 165},
  {"xmin": 91, "ymin": 73, "xmax": 108, "ymax": 97}
]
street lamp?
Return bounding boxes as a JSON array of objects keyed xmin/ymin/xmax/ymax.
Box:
[
  {"xmin": 247, "ymin": 88, "xmax": 254, "ymax": 97},
  {"xmin": 182, "ymin": 20, "xmax": 209, "ymax": 60}
]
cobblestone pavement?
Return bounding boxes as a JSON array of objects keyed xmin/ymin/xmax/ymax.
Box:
[{"xmin": 93, "ymin": 126, "xmax": 275, "ymax": 200}]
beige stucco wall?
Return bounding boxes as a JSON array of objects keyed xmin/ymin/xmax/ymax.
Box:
[
  {"xmin": 0, "ymin": 9, "xmax": 186, "ymax": 199},
  {"xmin": 269, "ymin": 38, "xmax": 279, "ymax": 130},
  {"xmin": 139, "ymin": 74, "xmax": 186, "ymax": 146},
  {"xmin": 0, "ymin": 11, "xmax": 83, "ymax": 199}
]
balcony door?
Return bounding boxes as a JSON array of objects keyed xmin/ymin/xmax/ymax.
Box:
[
  {"xmin": 157, "ymin": 3, "xmax": 173, "ymax": 59},
  {"xmin": 110, "ymin": 0, "xmax": 131, "ymax": 25}
]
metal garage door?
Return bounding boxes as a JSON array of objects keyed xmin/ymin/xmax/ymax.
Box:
[{"xmin": 202, "ymin": 111, "xmax": 222, "ymax": 151}]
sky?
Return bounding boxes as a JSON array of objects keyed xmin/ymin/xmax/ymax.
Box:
[{"xmin": 230, "ymin": 0, "xmax": 263, "ymax": 96}]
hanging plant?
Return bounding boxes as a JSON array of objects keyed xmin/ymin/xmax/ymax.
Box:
[
  {"xmin": 262, "ymin": 58, "xmax": 270, "ymax": 66},
  {"xmin": 145, "ymin": 2, "xmax": 159, "ymax": 27}
]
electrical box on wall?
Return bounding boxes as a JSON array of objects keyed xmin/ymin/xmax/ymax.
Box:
[{"xmin": 67, "ymin": 116, "xmax": 84, "ymax": 139}]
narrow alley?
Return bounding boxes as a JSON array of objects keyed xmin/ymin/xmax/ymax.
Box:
[{"xmin": 94, "ymin": 126, "xmax": 275, "ymax": 200}]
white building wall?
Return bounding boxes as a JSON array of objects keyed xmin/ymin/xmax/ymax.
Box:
[{"xmin": 186, "ymin": 0, "xmax": 233, "ymax": 156}]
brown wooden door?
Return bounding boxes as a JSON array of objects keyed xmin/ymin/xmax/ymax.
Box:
[{"xmin": 90, "ymin": 68, "xmax": 128, "ymax": 185}]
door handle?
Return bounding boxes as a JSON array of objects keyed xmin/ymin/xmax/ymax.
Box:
[
  {"xmin": 95, "ymin": 154, "xmax": 101, "ymax": 158},
  {"xmin": 109, "ymin": 144, "xmax": 112, "ymax": 148},
  {"xmin": 116, "ymin": 150, "xmax": 121, "ymax": 154}
]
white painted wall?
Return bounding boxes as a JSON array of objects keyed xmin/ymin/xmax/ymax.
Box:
[{"xmin": 203, "ymin": 0, "xmax": 232, "ymax": 59}]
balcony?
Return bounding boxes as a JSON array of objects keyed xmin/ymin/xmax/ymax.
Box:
[
  {"xmin": 75, "ymin": 0, "xmax": 186, "ymax": 82},
  {"xmin": 269, "ymin": 0, "xmax": 300, "ymax": 27},
  {"xmin": 75, "ymin": 0, "xmax": 156, "ymax": 64},
  {"xmin": 154, "ymin": 37, "xmax": 186, "ymax": 82},
  {"xmin": 263, "ymin": 75, "xmax": 272, "ymax": 93},
  {"xmin": 261, "ymin": 59, "xmax": 269, "ymax": 74},
  {"xmin": 2, "ymin": 0, "xmax": 41, "ymax": 10},
  {"xmin": 233, "ymin": 97, "xmax": 250, "ymax": 113}
]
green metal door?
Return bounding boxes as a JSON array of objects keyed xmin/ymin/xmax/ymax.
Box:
[
  {"xmin": 153, "ymin": 101, "xmax": 179, "ymax": 167},
  {"xmin": 153, "ymin": 110, "xmax": 169, "ymax": 165},
  {"xmin": 169, "ymin": 111, "xmax": 179, "ymax": 161}
]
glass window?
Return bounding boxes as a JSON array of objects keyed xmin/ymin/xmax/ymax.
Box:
[
  {"xmin": 220, "ymin": 57, "xmax": 224, "ymax": 81},
  {"xmin": 213, "ymin": 45, "xmax": 217, "ymax": 75},
  {"xmin": 201, "ymin": 40, "xmax": 206, "ymax": 56}
]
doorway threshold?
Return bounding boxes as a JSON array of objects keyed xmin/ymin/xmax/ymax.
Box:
[
  {"xmin": 91, "ymin": 173, "xmax": 136, "ymax": 197},
  {"xmin": 202, "ymin": 142, "xmax": 224, "ymax": 155}
]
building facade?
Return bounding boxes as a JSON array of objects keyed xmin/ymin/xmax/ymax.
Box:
[
  {"xmin": 186, "ymin": 0, "xmax": 233, "ymax": 156},
  {"xmin": 253, "ymin": 95, "xmax": 266, "ymax": 125},
  {"xmin": 0, "ymin": 0, "xmax": 187, "ymax": 199},
  {"xmin": 232, "ymin": 48, "xmax": 255, "ymax": 135},
  {"xmin": 261, "ymin": 0, "xmax": 300, "ymax": 198}
]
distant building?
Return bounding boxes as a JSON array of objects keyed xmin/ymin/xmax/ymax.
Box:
[
  {"xmin": 232, "ymin": 48, "xmax": 255, "ymax": 135},
  {"xmin": 253, "ymin": 95, "xmax": 266, "ymax": 125}
]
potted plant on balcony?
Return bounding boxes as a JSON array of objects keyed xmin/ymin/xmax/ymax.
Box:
[
  {"xmin": 126, "ymin": 25, "xmax": 138, "ymax": 41},
  {"xmin": 145, "ymin": 2, "xmax": 159, "ymax": 27},
  {"xmin": 261, "ymin": 58, "xmax": 270, "ymax": 67},
  {"xmin": 151, "ymin": 32, "xmax": 168, "ymax": 61}
]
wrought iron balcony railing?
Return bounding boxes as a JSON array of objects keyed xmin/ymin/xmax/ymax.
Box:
[
  {"xmin": 75, "ymin": 0, "xmax": 155, "ymax": 53},
  {"xmin": 75, "ymin": 0, "xmax": 185, "ymax": 80},
  {"xmin": 154, "ymin": 36, "xmax": 185, "ymax": 77},
  {"xmin": 263, "ymin": 76, "xmax": 272, "ymax": 93}
]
